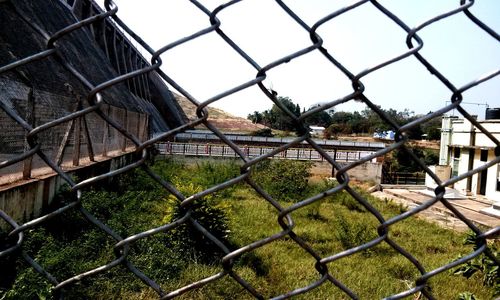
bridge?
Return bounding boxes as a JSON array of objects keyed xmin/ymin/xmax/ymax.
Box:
[
  {"xmin": 174, "ymin": 131, "xmax": 386, "ymax": 151},
  {"xmin": 159, "ymin": 142, "xmax": 377, "ymax": 163}
]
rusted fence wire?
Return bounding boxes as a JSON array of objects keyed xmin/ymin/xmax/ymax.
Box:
[{"xmin": 1, "ymin": 0, "xmax": 499, "ymax": 299}]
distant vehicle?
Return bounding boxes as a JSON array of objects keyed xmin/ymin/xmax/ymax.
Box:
[
  {"xmin": 373, "ymin": 130, "xmax": 395, "ymax": 141},
  {"xmin": 309, "ymin": 126, "xmax": 325, "ymax": 137}
]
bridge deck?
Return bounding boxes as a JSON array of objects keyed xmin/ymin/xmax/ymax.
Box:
[
  {"xmin": 158, "ymin": 142, "xmax": 378, "ymax": 163},
  {"xmin": 173, "ymin": 132, "xmax": 386, "ymax": 151}
]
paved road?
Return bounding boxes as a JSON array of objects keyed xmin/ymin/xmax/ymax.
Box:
[{"xmin": 372, "ymin": 189, "xmax": 500, "ymax": 232}]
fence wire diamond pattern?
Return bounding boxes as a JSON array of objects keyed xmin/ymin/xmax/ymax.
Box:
[{"xmin": 1, "ymin": 0, "xmax": 499, "ymax": 299}]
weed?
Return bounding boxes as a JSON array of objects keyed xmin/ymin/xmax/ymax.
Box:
[
  {"xmin": 304, "ymin": 201, "xmax": 324, "ymax": 220},
  {"xmin": 457, "ymin": 292, "xmax": 477, "ymax": 300},
  {"xmin": 334, "ymin": 212, "xmax": 377, "ymax": 255}
]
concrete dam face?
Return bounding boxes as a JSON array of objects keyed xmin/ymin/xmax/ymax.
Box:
[{"xmin": 0, "ymin": 0, "xmax": 187, "ymax": 184}]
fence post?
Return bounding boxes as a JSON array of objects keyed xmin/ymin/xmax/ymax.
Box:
[
  {"xmin": 102, "ymin": 105, "xmax": 110, "ymax": 157},
  {"xmin": 73, "ymin": 117, "xmax": 81, "ymax": 166},
  {"xmin": 121, "ymin": 109, "xmax": 127, "ymax": 152},
  {"xmin": 82, "ymin": 115, "xmax": 95, "ymax": 162},
  {"xmin": 22, "ymin": 88, "xmax": 35, "ymax": 179}
]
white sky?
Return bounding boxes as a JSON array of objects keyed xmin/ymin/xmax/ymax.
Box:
[{"xmin": 99, "ymin": 0, "xmax": 499, "ymax": 119}]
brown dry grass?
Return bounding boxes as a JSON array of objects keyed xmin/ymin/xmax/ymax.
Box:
[{"xmin": 174, "ymin": 93, "xmax": 267, "ymax": 133}]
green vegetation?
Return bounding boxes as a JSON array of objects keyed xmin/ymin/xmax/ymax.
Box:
[
  {"xmin": 247, "ymin": 96, "xmax": 303, "ymax": 132},
  {"xmin": 249, "ymin": 127, "xmax": 274, "ymax": 137},
  {"xmin": 454, "ymin": 232, "xmax": 500, "ymax": 298},
  {"xmin": 0, "ymin": 159, "xmax": 497, "ymax": 299},
  {"xmin": 252, "ymin": 159, "xmax": 312, "ymax": 201},
  {"xmin": 385, "ymin": 147, "xmax": 440, "ymax": 173},
  {"xmin": 247, "ymin": 96, "xmax": 442, "ymax": 140}
]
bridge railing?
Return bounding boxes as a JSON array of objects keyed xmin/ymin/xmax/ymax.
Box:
[
  {"xmin": 158, "ymin": 142, "xmax": 376, "ymax": 163},
  {"xmin": 173, "ymin": 132, "xmax": 386, "ymax": 150}
]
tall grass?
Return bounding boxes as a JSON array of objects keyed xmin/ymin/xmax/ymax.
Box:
[{"xmin": 0, "ymin": 158, "xmax": 496, "ymax": 299}]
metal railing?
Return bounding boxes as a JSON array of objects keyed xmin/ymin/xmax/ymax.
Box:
[
  {"xmin": 1, "ymin": 0, "xmax": 499, "ymax": 299},
  {"xmin": 173, "ymin": 131, "xmax": 386, "ymax": 150},
  {"xmin": 382, "ymin": 171, "xmax": 426, "ymax": 186},
  {"xmin": 158, "ymin": 142, "xmax": 376, "ymax": 163}
]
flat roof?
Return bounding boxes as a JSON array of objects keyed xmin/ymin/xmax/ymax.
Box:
[{"xmin": 448, "ymin": 144, "xmax": 495, "ymax": 150}]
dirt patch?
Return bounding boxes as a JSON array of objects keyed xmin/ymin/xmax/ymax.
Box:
[{"xmin": 174, "ymin": 93, "xmax": 268, "ymax": 133}]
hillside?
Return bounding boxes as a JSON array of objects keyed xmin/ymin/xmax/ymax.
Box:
[{"xmin": 173, "ymin": 93, "xmax": 268, "ymax": 133}]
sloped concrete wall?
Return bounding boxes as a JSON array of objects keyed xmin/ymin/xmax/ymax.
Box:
[
  {"xmin": 0, "ymin": 0, "xmax": 186, "ymax": 222},
  {"xmin": 0, "ymin": 0, "xmax": 185, "ymax": 182},
  {"xmin": 312, "ymin": 161, "xmax": 382, "ymax": 184}
]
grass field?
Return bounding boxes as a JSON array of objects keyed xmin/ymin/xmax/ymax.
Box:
[
  {"xmin": 153, "ymin": 186, "xmax": 495, "ymax": 299},
  {"xmin": 1, "ymin": 158, "xmax": 497, "ymax": 299}
]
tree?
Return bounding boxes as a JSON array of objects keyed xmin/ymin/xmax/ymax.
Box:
[
  {"xmin": 303, "ymin": 104, "xmax": 333, "ymax": 127},
  {"xmin": 421, "ymin": 114, "xmax": 442, "ymax": 140},
  {"xmin": 329, "ymin": 111, "xmax": 366, "ymax": 134},
  {"xmin": 247, "ymin": 111, "xmax": 263, "ymax": 124},
  {"xmin": 249, "ymin": 96, "xmax": 302, "ymax": 132},
  {"xmin": 249, "ymin": 98, "xmax": 436, "ymax": 141},
  {"xmin": 325, "ymin": 124, "xmax": 345, "ymax": 138}
]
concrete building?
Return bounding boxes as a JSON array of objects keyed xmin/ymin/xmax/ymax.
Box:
[{"xmin": 439, "ymin": 110, "xmax": 500, "ymax": 205}]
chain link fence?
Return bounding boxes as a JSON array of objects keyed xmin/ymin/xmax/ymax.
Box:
[{"xmin": 1, "ymin": 0, "xmax": 499, "ymax": 299}]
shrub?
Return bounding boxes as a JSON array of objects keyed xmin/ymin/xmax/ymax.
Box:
[
  {"xmin": 163, "ymin": 182, "xmax": 232, "ymax": 264},
  {"xmin": 423, "ymin": 149, "xmax": 439, "ymax": 166},
  {"xmin": 0, "ymin": 159, "xmax": 234, "ymax": 298},
  {"xmin": 453, "ymin": 232, "xmax": 500, "ymax": 297},
  {"xmin": 191, "ymin": 161, "xmax": 240, "ymax": 198},
  {"xmin": 250, "ymin": 128, "xmax": 274, "ymax": 137},
  {"xmin": 112, "ymin": 158, "xmax": 185, "ymax": 193},
  {"xmin": 253, "ymin": 159, "xmax": 312, "ymax": 202}
]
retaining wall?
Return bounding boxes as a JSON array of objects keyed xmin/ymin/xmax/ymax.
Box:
[
  {"xmin": 311, "ymin": 161, "xmax": 382, "ymax": 184},
  {"xmin": 0, "ymin": 152, "xmax": 137, "ymax": 228}
]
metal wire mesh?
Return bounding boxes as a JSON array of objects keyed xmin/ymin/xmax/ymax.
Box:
[{"xmin": 1, "ymin": 0, "xmax": 499, "ymax": 299}]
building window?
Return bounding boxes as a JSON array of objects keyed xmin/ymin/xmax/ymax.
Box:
[
  {"xmin": 497, "ymin": 164, "xmax": 500, "ymax": 192},
  {"xmin": 480, "ymin": 149, "xmax": 488, "ymax": 162},
  {"xmin": 452, "ymin": 159, "xmax": 459, "ymax": 177},
  {"xmin": 452, "ymin": 147, "xmax": 460, "ymax": 177}
]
